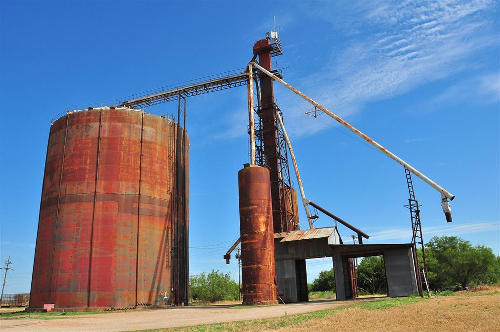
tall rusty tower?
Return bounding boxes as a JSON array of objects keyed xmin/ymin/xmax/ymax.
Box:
[
  {"xmin": 253, "ymin": 35, "xmax": 299, "ymax": 234},
  {"xmin": 235, "ymin": 33, "xmax": 307, "ymax": 305}
]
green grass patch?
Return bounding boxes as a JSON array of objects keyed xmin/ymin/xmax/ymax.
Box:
[
  {"xmin": 229, "ymin": 304, "xmax": 270, "ymax": 309},
  {"xmin": 433, "ymin": 290, "xmax": 456, "ymax": 296}
]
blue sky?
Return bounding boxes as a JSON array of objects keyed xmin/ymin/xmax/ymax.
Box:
[{"xmin": 1, "ymin": 0, "xmax": 499, "ymax": 294}]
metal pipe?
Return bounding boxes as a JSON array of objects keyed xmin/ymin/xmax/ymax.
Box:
[
  {"xmin": 275, "ymin": 111, "xmax": 315, "ymax": 229},
  {"xmin": 247, "ymin": 64, "xmax": 256, "ymax": 165},
  {"xmin": 308, "ymin": 200, "xmax": 369, "ymax": 239},
  {"xmin": 250, "ymin": 61, "xmax": 455, "ymax": 203},
  {"xmin": 254, "ymin": 76, "xmax": 262, "ymax": 109},
  {"xmin": 223, "ymin": 237, "xmax": 241, "ymax": 264}
]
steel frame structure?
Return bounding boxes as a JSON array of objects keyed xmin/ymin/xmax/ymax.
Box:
[
  {"xmin": 120, "ymin": 69, "xmax": 283, "ymax": 110},
  {"xmin": 276, "ymin": 106, "xmax": 299, "ymax": 231},
  {"xmin": 253, "ymin": 103, "xmax": 297, "ymax": 231},
  {"xmin": 404, "ymin": 167, "xmax": 429, "ymax": 297},
  {"xmin": 121, "ymin": 73, "xmax": 249, "ymax": 109}
]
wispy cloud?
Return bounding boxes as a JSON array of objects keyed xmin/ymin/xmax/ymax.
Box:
[
  {"xmin": 283, "ymin": 0, "xmax": 498, "ymax": 136},
  {"xmin": 209, "ymin": 107, "xmax": 248, "ymax": 140},
  {"xmin": 369, "ymin": 221, "xmax": 500, "ymax": 241},
  {"xmin": 430, "ymin": 72, "xmax": 500, "ymax": 106}
]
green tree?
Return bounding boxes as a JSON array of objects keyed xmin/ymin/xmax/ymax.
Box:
[
  {"xmin": 310, "ymin": 269, "xmax": 335, "ymax": 292},
  {"xmin": 190, "ymin": 270, "xmax": 239, "ymax": 302},
  {"xmin": 425, "ymin": 236, "xmax": 500, "ymax": 290},
  {"xmin": 357, "ymin": 256, "xmax": 387, "ymax": 294}
]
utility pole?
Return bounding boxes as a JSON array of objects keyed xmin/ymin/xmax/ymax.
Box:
[
  {"xmin": 235, "ymin": 247, "xmax": 241, "ymax": 301},
  {"xmin": 0, "ymin": 256, "xmax": 13, "ymax": 304}
]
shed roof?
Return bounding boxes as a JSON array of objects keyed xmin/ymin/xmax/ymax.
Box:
[{"xmin": 274, "ymin": 227, "xmax": 335, "ymax": 242}]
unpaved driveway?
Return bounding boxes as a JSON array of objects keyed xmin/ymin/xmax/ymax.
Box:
[{"xmin": 1, "ymin": 299, "xmax": 354, "ymax": 331}]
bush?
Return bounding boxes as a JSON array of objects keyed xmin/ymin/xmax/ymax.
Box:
[
  {"xmin": 425, "ymin": 236, "xmax": 500, "ymax": 291},
  {"xmin": 190, "ymin": 270, "xmax": 239, "ymax": 302},
  {"xmin": 357, "ymin": 256, "xmax": 387, "ymax": 294},
  {"xmin": 310, "ymin": 269, "xmax": 335, "ymax": 292}
]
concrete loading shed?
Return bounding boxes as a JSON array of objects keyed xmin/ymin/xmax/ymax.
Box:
[{"xmin": 274, "ymin": 227, "xmax": 418, "ymax": 302}]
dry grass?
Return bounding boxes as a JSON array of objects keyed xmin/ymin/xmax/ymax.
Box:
[
  {"xmin": 308, "ymin": 291, "xmax": 336, "ymax": 300},
  {"xmin": 168, "ymin": 287, "xmax": 500, "ymax": 332},
  {"xmin": 271, "ymin": 287, "xmax": 500, "ymax": 332},
  {"xmin": 272, "ymin": 293, "xmax": 500, "ymax": 331},
  {"xmin": 0, "ymin": 307, "xmax": 26, "ymax": 314}
]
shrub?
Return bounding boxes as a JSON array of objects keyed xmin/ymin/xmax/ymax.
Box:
[
  {"xmin": 357, "ymin": 256, "xmax": 387, "ymax": 294},
  {"xmin": 425, "ymin": 236, "xmax": 500, "ymax": 291},
  {"xmin": 190, "ymin": 270, "xmax": 239, "ymax": 302},
  {"xmin": 310, "ymin": 269, "xmax": 335, "ymax": 292}
]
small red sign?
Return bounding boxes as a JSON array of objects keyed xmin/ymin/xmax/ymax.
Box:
[{"xmin": 43, "ymin": 303, "xmax": 55, "ymax": 312}]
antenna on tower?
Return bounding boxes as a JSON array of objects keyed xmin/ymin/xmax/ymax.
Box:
[{"xmin": 266, "ymin": 17, "xmax": 282, "ymax": 57}]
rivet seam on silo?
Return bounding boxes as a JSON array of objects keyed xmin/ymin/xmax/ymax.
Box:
[{"xmin": 87, "ymin": 110, "xmax": 102, "ymax": 307}]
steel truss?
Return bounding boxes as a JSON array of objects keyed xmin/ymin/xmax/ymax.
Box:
[
  {"xmin": 121, "ymin": 73, "xmax": 249, "ymax": 109},
  {"xmin": 120, "ymin": 69, "xmax": 283, "ymax": 110},
  {"xmin": 254, "ymin": 103, "xmax": 298, "ymax": 231}
]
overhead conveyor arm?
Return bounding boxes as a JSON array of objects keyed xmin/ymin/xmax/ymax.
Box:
[
  {"xmin": 223, "ymin": 237, "xmax": 241, "ymax": 264},
  {"xmin": 308, "ymin": 200, "xmax": 369, "ymax": 243},
  {"xmin": 120, "ymin": 72, "xmax": 250, "ymax": 108},
  {"xmin": 251, "ymin": 61, "xmax": 455, "ymax": 223}
]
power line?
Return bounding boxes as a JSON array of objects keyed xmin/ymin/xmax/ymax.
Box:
[{"xmin": 0, "ymin": 256, "xmax": 14, "ymax": 304}]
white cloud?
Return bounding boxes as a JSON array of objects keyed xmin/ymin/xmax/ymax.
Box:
[
  {"xmin": 430, "ymin": 72, "xmax": 500, "ymax": 106},
  {"xmin": 282, "ymin": 0, "xmax": 498, "ymax": 136}
]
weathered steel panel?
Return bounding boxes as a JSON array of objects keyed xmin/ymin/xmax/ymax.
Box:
[
  {"xmin": 238, "ymin": 165, "xmax": 277, "ymax": 305},
  {"xmin": 30, "ymin": 108, "xmax": 189, "ymax": 310},
  {"xmin": 137, "ymin": 114, "xmax": 173, "ymax": 306},
  {"xmin": 283, "ymin": 187, "xmax": 299, "ymax": 230},
  {"xmin": 278, "ymin": 227, "xmax": 335, "ymax": 242}
]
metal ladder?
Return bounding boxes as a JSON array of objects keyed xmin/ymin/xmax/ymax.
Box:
[{"xmin": 404, "ymin": 167, "xmax": 430, "ymax": 297}]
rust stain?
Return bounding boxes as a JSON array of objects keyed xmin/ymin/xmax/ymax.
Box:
[
  {"xmin": 238, "ymin": 166, "xmax": 277, "ymax": 305},
  {"xmin": 30, "ymin": 108, "xmax": 189, "ymax": 310},
  {"xmin": 277, "ymin": 227, "xmax": 335, "ymax": 242}
]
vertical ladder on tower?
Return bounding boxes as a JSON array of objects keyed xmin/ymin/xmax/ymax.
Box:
[{"xmin": 404, "ymin": 167, "xmax": 430, "ymax": 297}]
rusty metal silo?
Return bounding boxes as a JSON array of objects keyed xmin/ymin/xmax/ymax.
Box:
[
  {"xmin": 29, "ymin": 107, "xmax": 189, "ymax": 310},
  {"xmin": 238, "ymin": 165, "xmax": 277, "ymax": 305}
]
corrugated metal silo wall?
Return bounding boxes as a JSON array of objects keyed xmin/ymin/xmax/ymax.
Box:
[
  {"xmin": 29, "ymin": 108, "xmax": 189, "ymax": 310},
  {"xmin": 238, "ymin": 165, "xmax": 277, "ymax": 305}
]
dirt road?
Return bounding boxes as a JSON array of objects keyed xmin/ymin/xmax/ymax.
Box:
[{"xmin": 0, "ymin": 299, "xmax": 351, "ymax": 332}]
